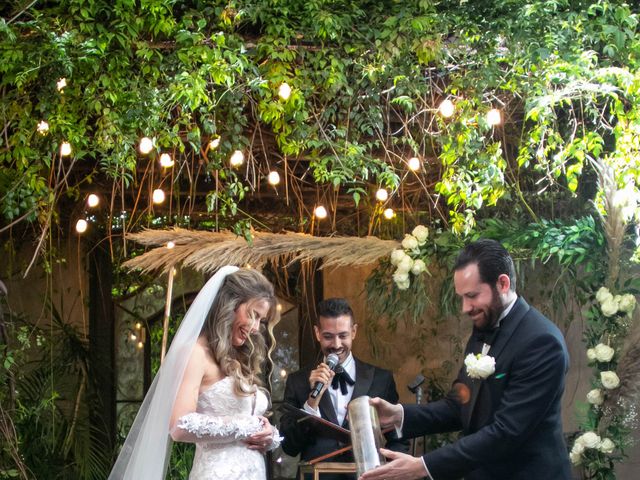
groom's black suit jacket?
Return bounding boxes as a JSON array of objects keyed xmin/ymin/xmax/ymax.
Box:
[
  {"xmin": 403, "ymin": 297, "xmax": 572, "ymax": 480},
  {"xmin": 280, "ymin": 357, "xmax": 408, "ymax": 480}
]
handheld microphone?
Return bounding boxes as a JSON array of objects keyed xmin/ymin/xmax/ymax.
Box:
[{"xmin": 309, "ymin": 353, "xmax": 340, "ymax": 399}]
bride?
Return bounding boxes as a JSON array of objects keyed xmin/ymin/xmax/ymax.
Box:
[{"xmin": 109, "ymin": 266, "xmax": 282, "ymax": 479}]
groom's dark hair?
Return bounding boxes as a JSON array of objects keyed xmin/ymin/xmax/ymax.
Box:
[
  {"xmin": 454, "ymin": 239, "xmax": 516, "ymax": 291},
  {"xmin": 316, "ymin": 298, "xmax": 355, "ymax": 325}
]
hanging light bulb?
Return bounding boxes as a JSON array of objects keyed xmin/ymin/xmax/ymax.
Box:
[
  {"xmin": 383, "ymin": 208, "xmax": 395, "ymax": 219},
  {"xmin": 278, "ymin": 82, "xmax": 292, "ymax": 100},
  {"xmin": 139, "ymin": 136, "xmax": 153, "ymax": 154},
  {"xmin": 230, "ymin": 150, "xmax": 245, "ymax": 167},
  {"xmin": 56, "ymin": 78, "xmax": 67, "ymax": 91},
  {"xmin": 314, "ymin": 205, "xmax": 328, "ymax": 219},
  {"xmin": 408, "ymin": 157, "xmax": 421, "ymax": 171},
  {"xmin": 276, "ymin": 303, "xmax": 283, "ymax": 312},
  {"xmin": 135, "ymin": 322, "xmax": 142, "ymax": 330},
  {"xmin": 159, "ymin": 153, "xmax": 174, "ymax": 168},
  {"xmin": 267, "ymin": 171, "xmax": 281, "ymax": 185},
  {"xmin": 87, "ymin": 194, "xmax": 100, "ymax": 208},
  {"xmin": 375, "ymin": 188, "xmax": 389, "ymax": 202},
  {"xmin": 37, "ymin": 120, "xmax": 49, "ymax": 134},
  {"xmin": 486, "ymin": 108, "xmax": 502, "ymax": 126},
  {"xmin": 166, "ymin": 241, "xmax": 175, "ymax": 249},
  {"xmin": 130, "ymin": 333, "xmax": 137, "ymax": 341},
  {"xmin": 209, "ymin": 137, "xmax": 220, "ymax": 150},
  {"xmin": 75, "ymin": 219, "xmax": 88, "ymax": 233},
  {"xmin": 152, "ymin": 188, "xmax": 165, "ymax": 204},
  {"xmin": 137, "ymin": 341, "xmax": 144, "ymax": 349},
  {"xmin": 279, "ymin": 369, "xmax": 287, "ymax": 378},
  {"xmin": 60, "ymin": 142, "xmax": 72, "ymax": 157},
  {"xmin": 438, "ymin": 99, "xmax": 455, "ymax": 118}
]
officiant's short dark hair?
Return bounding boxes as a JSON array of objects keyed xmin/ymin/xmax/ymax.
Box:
[
  {"xmin": 454, "ymin": 239, "xmax": 516, "ymax": 291},
  {"xmin": 316, "ymin": 298, "xmax": 355, "ymax": 325}
]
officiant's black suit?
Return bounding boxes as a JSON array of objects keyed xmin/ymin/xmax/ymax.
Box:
[
  {"xmin": 280, "ymin": 357, "xmax": 408, "ymax": 480},
  {"xmin": 402, "ymin": 296, "xmax": 572, "ymax": 480}
]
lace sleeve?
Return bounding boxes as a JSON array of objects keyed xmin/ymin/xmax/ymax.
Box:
[
  {"xmin": 267, "ymin": 425, "xmax": 284, "ymax": 451},
  {"xmin": 171, "ymin": 412, "xmax": 263, "ymax": 444}
]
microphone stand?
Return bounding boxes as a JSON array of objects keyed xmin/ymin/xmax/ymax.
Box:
[{"xmin": 407, "ymin": 374, "xmax": 426, "ymax": 457}]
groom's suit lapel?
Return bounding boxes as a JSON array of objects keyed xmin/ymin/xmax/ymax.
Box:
[{"xmin": 463, "ymin": 297, "xmax": 530, "ymax": 429}]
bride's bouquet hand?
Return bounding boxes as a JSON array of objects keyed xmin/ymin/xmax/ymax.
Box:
[{"xmin": 244, "ymin": 416, "xmax": 274, "ymax": 452}]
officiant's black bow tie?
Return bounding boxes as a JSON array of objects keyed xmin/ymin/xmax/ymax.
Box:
[{"xmin": 331, "ymin": 366, "xmax": 355, "ymax": 395}]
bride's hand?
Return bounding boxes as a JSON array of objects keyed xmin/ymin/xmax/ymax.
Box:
[{"xmin": 244, "ymin": 416, "xmax": 274, "ymax": 451}]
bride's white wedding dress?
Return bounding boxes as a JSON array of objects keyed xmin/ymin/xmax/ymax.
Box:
[{"xmin": 175, "ymin": 376, "xmax": 281, "ymax": 480}]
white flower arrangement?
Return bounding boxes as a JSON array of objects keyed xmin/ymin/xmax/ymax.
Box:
[
  {"xmin": 570, "ymin": 431, "xmax": 616, "ymax": 465},
  {"xmin": 464, "ymin": 353, "xmax": 496, "ymax": 379},
  {"xmin": 390, "ymin": 225, "xmax": 431, "ymax": 290},
  {"xmin": 594, "ymin": 286, "xmax": 637, "ymax": 317}
]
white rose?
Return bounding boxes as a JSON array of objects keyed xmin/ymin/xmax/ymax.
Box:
[
  {"xmin": 618, "ymin": 293, "xmax": 637, "ymax": 314},
  {"xmin": 569, "ymin": 450, "xmax": 582, "ymax": 465},
  {"xmin": 395, "ymin": 278, "xmax": 410, "ymax": 290},
  {"xmin": 586, "ymin": 348, "xmax": 597, "ymax": 362},
  {"xmin": 411, "ymin": 259, "xmax": 427, "ymax": 275},
  {"xmin": 599, "ymin": 438, "xmax": 615, "ymax": 454},
  {"xmin": 396, "ymin": 255, "xmax": 414, "ymax": 274},
  {"xmin": 401, "ymin": 234, "xmax": 419, "ymax": 250},
  {"xmin": 579, "ymin": 431, "xmax": 601, "ymax": 449},
  {"xmin": 390, "ymin": 249, "xmax": 407, "ymax": 266},
  {"xmin": 596, "ymin": 286, "xmax": 613, "ymax": 304},
  {"xmin": 600, "ymin": 371, "xmax": 620, "ymax": 390},
  {"xmin": 586, "ymin": 388, "xmax": 604, "ymax": 405},
  {"xmin": 601, "ymin": 297, "xmax": 619, "ymax": 316},
  {"xmin": 393, "ymin": 271, "xmax": 409, "ymax": 284},
  {"xmin": 412, "ymin": 225, "xmax": 429, "ymax": 244},
  {"xmin": 464, "ymin": 353, "xmax": 496, "ymax": 379},
  {"xmin": 571, "ymin": 440, "xmax": 586, "ymax": 455},
  {"xmin": 594, "ymin": 343, "xmax": 615, "ymax": 362}
]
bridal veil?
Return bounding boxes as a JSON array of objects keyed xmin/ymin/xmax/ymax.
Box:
[{"xmin": 108, "ymin": 265, "xmax": 239, "ymax": 479}]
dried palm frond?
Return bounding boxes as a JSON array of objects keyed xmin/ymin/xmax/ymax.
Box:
[{"xmin": 123, "ymin": 228, "xmax": 399, "ymax": 274}]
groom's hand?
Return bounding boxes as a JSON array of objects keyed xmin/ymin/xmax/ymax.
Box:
[
  {"xmin": 307, "ymin": 363, "xmax": 335, "ymax": 409},
  {"xmin": 358, "ymin": 448, "xmax": 427, "ymax": 480}
]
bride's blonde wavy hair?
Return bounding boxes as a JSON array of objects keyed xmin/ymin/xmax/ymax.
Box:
[{"xmin": 202, "ymin": 268, "xmax": 280, "ymax": 397}]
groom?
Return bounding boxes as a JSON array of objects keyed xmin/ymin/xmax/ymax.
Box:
[
  {"xmin": 361, "ymin": 239, "xmax": 572, "ymax": 480},
  {"xmin": 280, "ymin": 298, "xmax": 408, "ymax": 479}
]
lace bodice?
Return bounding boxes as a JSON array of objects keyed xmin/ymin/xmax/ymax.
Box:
[{"xmin": 176, "ymin": 377, "xmax": 278, "ymax": 480}]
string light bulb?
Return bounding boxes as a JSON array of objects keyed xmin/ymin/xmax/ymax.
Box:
[
  {"xmin": 314, "ymin": 205, "xmax": 328, "ymax": 219},
  {"xmin": 375, "ymin": 188, "xmax": 389, "ymax": 202},
  {"xmin": 267, "ymin": 171, "xmax": 281, "ymax": 185},
  {"xmin": 278, "ymin": 82, "xmax": 292, "ymax": 100},
  {"xmin": 209, "ymin": 137, "xmax": 220, "ymax": 150},
  {"xmin": 280, "ymin": 369, "xmax": 287, "ymax": 378},
  {"xmin": 87, "ymin": 194, "xmax": 100, "ymax": 208},
  {"xmin": 159, "ymin": 153, "xmax": 174, "ymax": 168},
  {"xmin": 56, "ymin": 78, "xmax": 67, "ymax": 91},
  {"xmin": 139, "ymin": 137, "xmax": 153, "ymax": 154},
  {"xmin": 152, "ymin": 188, "xmax": 165, "ymax": 204},
  {"xmin": 230, "ymin": 150, "xmax": 245, "ymax": 167},
  {"xmin": 383, "ymin": 208, "xmax": 395, "ymax": 219},
  {"xmin": 408, "ymin": 157, "xmax": 421, "ymax": 171},
  {"xmin": 130, "ymin": 333, "xmax": 137, "ymax": 341},
  {"xmin": 60, "ymin": 142, "xmax": 72, "ymax": 157},
  {"xmin": 486, "ymin": 108, "xmax": 502, "ymax": 126},
  {"xmin": 438, "ymin": 99, "xmax": 455, "ymax": 118},
  {"xmin": 137, "ymin": 341, "xmax": 144, "ymax": 349},
  {"xmin": 135, "ymin": 322, "xmax": 142, "ymax": 330},
  {"xmin": 166, "ymin": 241, "xmax": 175, "ymax": 249},
  {"xmin": 75, "ymin": 219, "xmax": 88, "ymax": 234},
  {"xmin": 37, "ymin": 120, "xmax": 49, "ymax": 134}
]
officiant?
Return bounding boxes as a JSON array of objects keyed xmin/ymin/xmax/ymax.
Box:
[
  {"xmin": 279, "ymin": 298, "xmax": 409, "ymax": 480},
  {"xmin": 361, "ymin": 239, "xmax": 572, "ymax": 480}
]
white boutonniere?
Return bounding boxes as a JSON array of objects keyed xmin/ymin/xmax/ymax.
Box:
[{"xmin": 465, "ymin": 353, "xmax": 496, "ymax": 379}]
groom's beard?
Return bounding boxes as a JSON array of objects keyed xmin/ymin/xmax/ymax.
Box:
[{"xmin": 471, "ymin": 287, "xmax": 504, "ymax": 331}]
